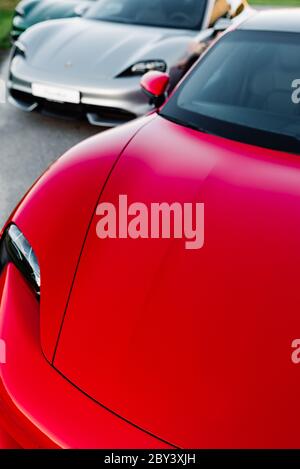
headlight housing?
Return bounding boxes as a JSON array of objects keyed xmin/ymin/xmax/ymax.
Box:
[
  {"xmin": 119, "ymin": 60, "xmax": 167, "ymax": 77},
  {"xmin": 0, "ymin": 225, "xmax": 40, "ymax": 296},
  {"xmin": 15, "ymin": 5, "xmax": 25, "ymax": 16},
  {"xmin": 14, "ymin": 41, "xmax": 27, "ymax": 58}
]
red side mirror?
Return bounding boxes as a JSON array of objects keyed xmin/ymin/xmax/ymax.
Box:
[{"xmin": 140, "ymin": 71, "xmax": 170, "ymax": 107}]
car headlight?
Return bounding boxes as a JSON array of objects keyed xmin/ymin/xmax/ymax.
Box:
[
  {"xmin": 119, "ymin": 60, "xmax": 167, "ymax": 77},
  {"xmin": 14, "ymin": 41, "xmax": 27, "ymax": 58},
  {"xmin": 0, "ymin": 225, "xmax": 40, "ymax": 295}
]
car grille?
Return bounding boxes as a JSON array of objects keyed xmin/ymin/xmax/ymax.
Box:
[{"xmin": 10, "ymin": 89, "xmax": 137, "ymax": 126}]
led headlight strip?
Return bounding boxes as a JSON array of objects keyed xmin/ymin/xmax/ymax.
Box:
[{"xmin": 0, "ymin": 225, "xmax": 40, "ymax": 296}]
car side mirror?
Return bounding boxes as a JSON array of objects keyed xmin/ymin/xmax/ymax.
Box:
[
  {"xmin": 140, "ymin": 71, "xmax": 170, "ymax": 108},
  {"xmin": 213, "ymin": 17, "xmax": 232, "ymax": 32}
]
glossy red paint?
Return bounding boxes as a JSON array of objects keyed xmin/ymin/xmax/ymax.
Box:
[
  {"xmin": 9, "ymin": 117, "xmax": 154, "ymax": 362},
  {"xmin": 140, "ymin": 71, "xmax": 170, "ymax": 98},
  {"xmin": 53, "ymin": 115, "xmax": 300, "ymax": 448},
  {"xmin": 0, "ymin": 427, "xmax": 20, "ymax": 449},
  {"xmin": 0, "ymin": 264, "xmax": 173, "ymax": 448},
  {"xmin": 1, "ymin": 112, "xmax": 300, "ymax": 448}
]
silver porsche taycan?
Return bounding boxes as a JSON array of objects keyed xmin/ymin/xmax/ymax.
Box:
[{"xmin": 7, "ymin": 0, "xmax": 250, "ymax": 126}]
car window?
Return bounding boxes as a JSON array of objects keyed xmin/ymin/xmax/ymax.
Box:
[
  {"xmin": 85, "ymin": 0, "xmax": 207, "ymax": 30},
  {"xmin": 161, "ymin": 30, "xmax": 300, "ymax": 153}
]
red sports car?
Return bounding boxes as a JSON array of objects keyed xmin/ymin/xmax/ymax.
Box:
[{"xmin": 1, "ymin": 9, "xmax": 300, "ymax": 449}]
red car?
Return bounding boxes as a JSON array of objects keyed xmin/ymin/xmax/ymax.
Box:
[{"xmin": 1, "ymin": 9, "xmax": 300, "ymax": 449}]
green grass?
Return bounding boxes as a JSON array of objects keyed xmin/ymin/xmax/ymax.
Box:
[
  {"xmin": 0, "ymin": 10, "xmax": 14, "ymax": 49},
  {"xmin": 250, "ymin": 0, "xmax": 300, "ymax": 5},
  {"xmin": 0, "ymin": 1, "xmax": 18, "ymax": 49}
]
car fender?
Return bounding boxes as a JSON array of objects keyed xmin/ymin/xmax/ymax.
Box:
[{"xmin": 3, "ymin": 116, "xmax": 154, "ymax": 362}]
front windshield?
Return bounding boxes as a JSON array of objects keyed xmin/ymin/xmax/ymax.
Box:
[
  {"xmin": 85, "ymin": 0, "xmax": 207, "ymax": 30},
  {"xmin": 161, "ymin": 30, "xmax": 300, "ymax": 154}
]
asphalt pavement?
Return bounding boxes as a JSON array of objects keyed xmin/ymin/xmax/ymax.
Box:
[{"xmin": 0, "ymin": 51, "xmax": 100, "ymax": 227}]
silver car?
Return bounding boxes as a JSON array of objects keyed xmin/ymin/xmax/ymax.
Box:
[{"xmin": 7, "ymin": 0, "xmax": 250, "ymax": 126}]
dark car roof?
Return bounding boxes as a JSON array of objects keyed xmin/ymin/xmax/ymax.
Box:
[{"xmin": 239, "ymin": 9, "xmax": 300, "ymax": 33}]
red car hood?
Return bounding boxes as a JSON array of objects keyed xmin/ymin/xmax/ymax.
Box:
[{"xmin": 54, "ymin": 115, "xmax": 300, "ymax": 448}]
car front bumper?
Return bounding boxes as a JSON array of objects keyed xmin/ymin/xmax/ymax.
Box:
[
  {"xmin": 0, "ymin": 264, "xmax": 173, "ymax": 449},
  {"xmin": 8, "ymin": 55, "xmax": 154, "ymax": 127}
]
